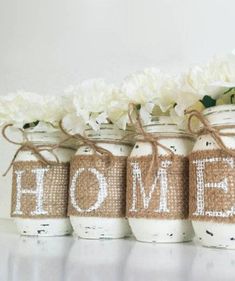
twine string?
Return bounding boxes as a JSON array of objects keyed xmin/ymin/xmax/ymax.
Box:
[
  {"xmin": 2, "ymin": 124, "xmax": 68, "ymax": 176},
  {"xmin": 185, "ymin": 109, "xmax": 235, "ymax": 157},
  {"xmin": 59, "ymin": 121, "xmax": 114, "ymax": 166},
  {"xmin": 127, "ymin": 103, "xmax": 175, "ymax": 182}
]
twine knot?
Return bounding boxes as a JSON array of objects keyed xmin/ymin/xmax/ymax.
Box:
[
  {"xmin": 2, "ymin": 124, "xmax": 66, "ymax": 176},
  {"xmin": 59, "ymin": 121, "xmax": 114, "ymax": 166},
  {"xmin": 185, "ymin": 109, "xmax": 235, "ymax": 157}
]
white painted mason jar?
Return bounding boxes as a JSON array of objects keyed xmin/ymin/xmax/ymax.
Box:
[
  {"xmin": 69, "ymin": 124, "xmax": 133, "ymax": 239},
  {"xmin": 127, "ymin": 118, "xmax": 195, "ymax": 243},
  {"xmin": 11, "ymin": 125, "xmax": 75, "ymax": 236},
  {"xmin": 190, "ymin": 104, "xmax": 235, "ymax": 249}
]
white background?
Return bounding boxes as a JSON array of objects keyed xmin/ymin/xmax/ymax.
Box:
[{"xmin": 1, "ymin": 0, "xmax": 235, "ymax": 219}]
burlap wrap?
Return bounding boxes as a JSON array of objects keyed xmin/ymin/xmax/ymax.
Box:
[
  {"xmin": 68, "ymin": 155, "xmax": 127, "ymax": 218},
  {"xmin": 126, "ymin": 155, "xmax": 189, "ymax": 219},
  {"xmin": 189, "ymin": 149, "xmax": 235, "ymax": 223},
  {"xmin": 11, "ymin": 161, "xmax": 70, "ymax": 218}
]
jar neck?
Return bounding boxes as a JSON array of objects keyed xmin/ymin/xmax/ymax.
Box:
[
  {"xmin": 85, "ymin": 124, "xmax": 132, "ymax": 144},
  {"xmin": 24, "ymin": 130, "xmax": 63, "ymax": 145},
  {"xmin": 142, "ymin": 122, "xmax": 191, "ymax": 138},
  {"xmin": 203, "ymin": 105, "xmax": 235, "ymax": 127}
]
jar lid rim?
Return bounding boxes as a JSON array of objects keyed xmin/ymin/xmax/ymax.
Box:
[{"xmin": 203, "ymin": 104, "xmax": 235, "ymax": 116}]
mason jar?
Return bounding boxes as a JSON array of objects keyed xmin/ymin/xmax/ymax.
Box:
[
  {"xmin": 127, "ymin": 117, "xmax": 195, "ymax": 243},
  {"xmin": 189, "ymin": 104, "xmax": 235, "ymax": 249},
  {"xmin": 11, "ymin": 125, "xmax": 75, "ymax": 236},
  {"xmin": 68, "ymin": 124, "xmax": 133, "ymax": 239}
]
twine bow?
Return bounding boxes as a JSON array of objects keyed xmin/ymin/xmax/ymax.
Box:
[
  {"xmin": 185, "ymin": 109, "xmax": 235, "ymax": 157},
  {"xmin": 128, "ymin": 103, "xmax": 175, "ymax": 178},
  {"xmin": 2, "ymin": 124, "xmax": 62, "ymax": 176},
  {"xmin": 59, "ymin": 121, "xmax": 114, "ymax": 166}
]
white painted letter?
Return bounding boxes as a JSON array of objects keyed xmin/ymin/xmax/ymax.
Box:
[
  {"xmin": 13, "ymin": 168, "xmax": 49, "ymax": 216},
  {"xmin": 193, "ymin": 157, "xmax": 235, "ymax": 217},
  {"xmin": 70, "ymin": 168, "xmax": 108, "ymax": 212},
  {"xmin": 129, "ymin": 160, "xmax": 172, "ymax": 213}
]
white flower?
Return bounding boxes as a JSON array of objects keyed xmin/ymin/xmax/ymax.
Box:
[
  {"xmin": 0, "ymin": 91, "xmax": 67, "ymax": 128},
  {"xmin": 121, "ymin": 68, "xmax": 177, "ymax": 124},
  {"xmin": 62, "ymin": 79, "xmax": 118, "ymax": 134},
  {"xmin": 175, "ymin": 51, "xmax": 235, "ymax": 116}
]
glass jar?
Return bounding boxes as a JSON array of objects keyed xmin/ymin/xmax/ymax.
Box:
[
  {"xmin": 69, "ymin": 124, "xmax": 133, "ymax": 239},
  {"xmin": 12, "ymin": 126, "xmax": 75, "ymax": 236},
  {"xmin": 127, "ymin": 118, "xmax": 195, "ymax": 243},
  {"xmin": 189, "ymin": 104, "xmax": 235, "ymax": 249}
]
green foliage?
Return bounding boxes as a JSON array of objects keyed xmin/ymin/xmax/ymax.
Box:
[
  {"xmin": 200, "ymin": 95, "xmax": 216, "ymax": 108},
  {"xmin": 23, "ymin": 120, "xmax": 39, "ymax": 129}
]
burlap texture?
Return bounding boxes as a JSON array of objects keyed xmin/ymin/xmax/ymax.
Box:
[
  {"xmin": 68, "ymin": 155, "xmax": 127, "ymax": 218},
  {"xmin": 126, "ymin": 155, "xmax": 189, "ymax": 219},
  {"xmin": 189, "ymin": 149, "xmax": 235, "ymax": 223},
  {"xmin": 11, "ymin": 161, "xmax": 70, "ymax": 218}
]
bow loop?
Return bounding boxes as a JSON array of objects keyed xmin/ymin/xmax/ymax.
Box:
[
  {"xmin": 2, "ymin": 124, "xmax": 64, "ymax": 176},
  {"xmin": 59, "ymin": 121, "xmax": 114, "ymax": 166},
  {"xmin": 185, "ymin": 109, "xmax": 235, "ymax": 157}
]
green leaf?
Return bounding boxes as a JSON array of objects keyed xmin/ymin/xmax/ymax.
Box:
[
  {"xmin": 231, "ymin": 94, "xmax": 235, "ymax": 104},
  {"xmin": 200, "ymin": 95, "xmax": 216, "ymax": 108},
  {"xmin": 23, "ymin": 120, "xmax": 39, "ymax": 129}
]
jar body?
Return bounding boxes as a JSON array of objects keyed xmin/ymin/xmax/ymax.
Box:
[
  {"xmin": 69, "ymin": 125, "xmax": 132, "ymax": 239},
  {"xmin": 12, "ymin": 130, "xmax": 75, "ymax": 236},
  {"xmin": 127, "ymin": 122, "xmax": 194, "ymax": 243},
  {"xmin": 190, "ymin": 105, "xmax": 235, "ymax": 249}
]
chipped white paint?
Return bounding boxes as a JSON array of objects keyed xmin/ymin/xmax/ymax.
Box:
[
  {"xmin": 129, "ymin": 160, "xmax": 171, "ymax": 212},
  {"xmin": 14, "ymin": 128, "xmax": 75, "ymax": 236},
  {"xmin": 70, "ymin": 168, "xmax": 108, "ymax": 212},
  {"xmin": 128, "ymin": 118, "xmax": 195, "ymax": 243},
  {"xmin": 191, "ymin": 104, "xmax": 235, "ymax": 249},
  {"xmin": 70, "ymin": 124, "xmax": 132, "ymax": 239},
  {"xmin": 130, "ymin": 218, "xmax": 194, "ymax": 243},
  {"xmin": 70, "ymin": 217, "xmax": 130, "ymax": 239}
]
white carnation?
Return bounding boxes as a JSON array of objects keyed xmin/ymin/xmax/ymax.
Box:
[
  {"xmin": 175, "ymin": 51, "xmax": 235, "ymax": 116},
  {"xmin": 62, "ymin": 79, "xmax": 118, "ymax": 133},
  {"xmin": 0, "ymin": 91, "xmax": 67, "ymax": 128},
  {"xmin": 121, "ymin": 68, "xmax": 177, "ymax": 124}
]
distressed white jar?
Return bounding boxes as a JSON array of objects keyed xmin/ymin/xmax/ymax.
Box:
[
  {"xmin": 128, "ymin": 118, "xmax": 195, "ymax": 243},
  {"xmin": 13, "ymin": 125, "xmax": 75, "ymax": 236},
  {"xmin": 70, "ymin": 124, "xmax": 133, "ymax": 239},
  {"xmin": 191, "ymin": 104, "xmax": 235, "ymax": 249}
]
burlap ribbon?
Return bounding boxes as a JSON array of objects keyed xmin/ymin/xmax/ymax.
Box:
[
  {"xmin": 186, "ymin": 109, "xmax": 235, "ymax": 156},
  {"xmin": 2, "ymin": 124, "xmax": 68, "ymax": 176}
]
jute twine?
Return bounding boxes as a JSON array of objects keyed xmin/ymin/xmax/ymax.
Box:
[
  {"xmin": 186, "ymin": 109, "xmax": 235, "ymax": 156},
  {"xmin": 186, "ymin": 109, "xmax": 235, "ymax": 223},
  {"xmin": 11, "ymin": 161, "xmax": 70, "ymax": 218},
  {"xmin": 59, "ymin": 121, "xmax": 133, "ymax": 168},
  {"xmin": 68, "ymin": 155, "xmax": 127, "ymax": 218},
  {"xmin": 189, "ymin": 149, "xmax": 235, "ymax": 223},
  {"xmin": 127, "ymin": 104, "xmax": 194, "ymax": 181},
  {"xmin": 2, "ymin": 124, "xmax": 70, "ymax": 176},
  {"xmin": 125, "ymin": 104, "xmax": 193, "ymax": 219},
  {"xmin": 59, "ymin": 121, "xmax": 132, "ymax": 218},
  {"xmin": 126, "ymin": 155, "xmax": 189, "ymax": 219},
  {"xmin": 2, "ymin": 124, "xmax": 75, "ymax": 219}
]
